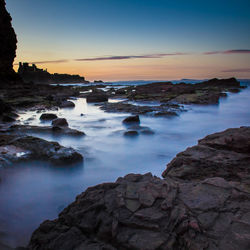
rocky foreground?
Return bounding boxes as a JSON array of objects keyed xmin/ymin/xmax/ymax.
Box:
[{"xmin": 27, "ymin": 127, "xmax": 250, "ymax": 250}]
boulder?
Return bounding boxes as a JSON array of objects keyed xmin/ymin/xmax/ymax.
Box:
[
  {"xmin": 59, "ymin": 100, "xmax": 75, "ymax": 108},
  {"xmin": 52, "ymin": 118, "xmax": 68, "ymax": 127},
  {"xmin": 122, "ymin": 115, "xmax": 140, "ymax": 124},
  {"xmin": 40, "ymin": 113, "xmax": 58, "ymax": 120}
]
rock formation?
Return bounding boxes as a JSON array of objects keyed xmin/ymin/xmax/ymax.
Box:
[
  {"xmin": 0, "ymin": 134, "xmax": 83, "ymax": 166},
  {"xmin": 18, "ymin": 62, "xmax": 88, "ymax": 84},
  {"xmin": 28, "ymin": 127, "xmax": 250, "ymax": 250},
  {"xmin": 0, "ymin": 0, "xmax": 17, "ymax": 78}
]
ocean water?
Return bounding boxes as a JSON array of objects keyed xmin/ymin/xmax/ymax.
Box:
[{"xmin": 0, "ymin": 83, "xmax": 250, "ymax": 248}]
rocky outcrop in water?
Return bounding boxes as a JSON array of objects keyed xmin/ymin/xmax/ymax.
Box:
[
  {"xmin": 162, "ymin": 127, "xmax": 250, "ymax": 181},
  {"xmin": 0, "ymin": 134, "xmax": 83, "ymax": 166},
  {"xmin": 28, "ymin": 127, "xmax": 250, "ymax": 250},
  {"xmin": 122, "ymin": 78, "xmax": 245, "ymax": 104},
  {"xmin": 0, "ymin": 0, "xmax": 17, "ymax": 79}
]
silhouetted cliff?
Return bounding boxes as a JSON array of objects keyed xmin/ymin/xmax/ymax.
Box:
[{"xmin": 0, "ymin": 0, "xmax": 17, "ymax": 78}]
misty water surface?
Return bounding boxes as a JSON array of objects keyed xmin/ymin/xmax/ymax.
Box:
[{"xmin": 0, "ymin": 85, "xmax": 250, "ymax": 247}]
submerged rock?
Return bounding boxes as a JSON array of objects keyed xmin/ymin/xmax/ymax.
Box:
[
  {"xmin": 40, "ymin": 113, "xmax": 58, "ymax": 120},
  {"xmin": 124, "ymin": 130, "xmax": 139, "ymax": 137},
  {"xmin": 28, "ymin": 127, "xmax": 250, "ymax": 250},
  {"xmin": 123, "ymin": 115, "xmax": 140, "ymax": 124},
  {"xmin": 11, "ymin": 124, "xmax": 85, "ymax": 136}
]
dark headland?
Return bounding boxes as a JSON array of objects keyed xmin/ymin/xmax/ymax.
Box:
[
  {"xmin": 0, "ymin": 0, "xmax": 249, "ymax": 249},
  {"xmin": 18, "ymin": 62, "xmax": 89, "ymax": 84}
]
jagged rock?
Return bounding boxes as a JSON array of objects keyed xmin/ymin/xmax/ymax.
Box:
[
  {"xmin": 123, "ymin": 115, "xmax": 140, "ymax": 124},
  {"xmin": 28, "ymin": 127, "xmax": 250, "ymax": 250},
  {"xmin": 0, "ymin": 0, "xmax": 17, "ymax": 77},
  {"xmin": 59, "ymin": 100, "xmax": 75, "ymax": 108},
  {"xmin": 40, "ymin": 113, "xmax": 58, "ymax": 120},
  {"xmin": 52, "ymin": 118, "xmax": 68, "ymax": 127},
  {"xmin": 162, "ymin": 126, "xmax": 250, "ymax": 182}
]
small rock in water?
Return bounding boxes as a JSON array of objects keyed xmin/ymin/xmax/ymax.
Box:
[
  {"xmin": 123, "ymin": 115, "xmax": 140, "ymax": 124},
  {"xmin": 52, "ymin": 118, "xmax": 68, "ymax": 127},
  {"xmin": 59, "ymin": 100, "xmax": 75, "ymax": 108},
  {"xmin": 40, "ymin": 113, "xmax": 58, "ymax": 120}
]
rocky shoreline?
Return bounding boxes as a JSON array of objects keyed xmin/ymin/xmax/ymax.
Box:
[
  {"xmin": 26, "ymin": 127, "xmax": 250, "ymax": 250},
  {"xmin": 1, "ymin": 1, "xmax": 250, "ymax": 249}
]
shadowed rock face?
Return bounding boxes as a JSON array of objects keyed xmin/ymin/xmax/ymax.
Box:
[
  {"xmin": 28, "ymin": 127, "xmax": 250, "ymax": 250},
  {"xmin": 162, "ymin": 127, "xmax": 250, "ymax": 182},
  {"xmin": 0, "ymin": 0, "xmax": 17, "ymax": 76}
]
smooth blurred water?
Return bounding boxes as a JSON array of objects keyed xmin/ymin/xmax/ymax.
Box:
[{"xmin": 0, "ymin": 86, "xmax": 250, "ymax": 248}]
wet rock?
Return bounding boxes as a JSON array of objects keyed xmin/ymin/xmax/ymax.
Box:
[
  {"xmin": 100, "ymin": 102, "xmax": 183, "ymax": 116},
  {"xmin": 129, "ymin": 125, "xmax": 155, "ymax": 135},
  {"xmin": 154, "ymin": 111, "xmax": 178, "ymax": 117},
  {"xmin": 123, "ymin": 115, "xmax": 140, "ymax": 124},
  {"xmin": 124, "ymin": 131, "xmax": 139, "ymax": 137},
  {"xmin": 123, "ymin": 78, "xmax": 243, "ymax": 105},
  {"xmin": 59, "ymin": 100, "xmax": 75, "ymax": 108},
  {"xmin": 86, "ymin": 93, "xmax": 108, "ymax": 103},
  {"xmin": 40, "ymin": 113, "xmax": 58, "ymax": 120},
  {"xmin": 162, "ymin": 126, "xmax": 250, "ymax": 182},
  {"xmin": 0, "ymin": 135, "xmax": 83, "ymax": 166},
  {"xmin": 52, "ymin": 118, "xmax": 68, "ymax": 127},
  {"xmin": 11, "ymin": 125, "xmax": 85, "ymax": 136},
  {"xmin": 228, "ymin": 88, "xmax": 240, "ymax": 93}
]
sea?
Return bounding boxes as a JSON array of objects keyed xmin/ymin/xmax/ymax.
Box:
[{"xmin": 0, "ymin": 79, "xmax": 250, "ymax": 248}]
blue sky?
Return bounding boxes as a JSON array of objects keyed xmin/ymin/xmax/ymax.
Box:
[{"xmin": 6, "ymin": 0, "xmax": 250, "ymax": 80}]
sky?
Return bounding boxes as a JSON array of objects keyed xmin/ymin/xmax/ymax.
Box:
[{"xmin": 6, "ymin": 0, "xmax": 250, "ymax": 81}]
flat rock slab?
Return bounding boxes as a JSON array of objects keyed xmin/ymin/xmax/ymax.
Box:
[{"xmin": 0, "ymin": 134, "xmax": 83, "ymax": 166}]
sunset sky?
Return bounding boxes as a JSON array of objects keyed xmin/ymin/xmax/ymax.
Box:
[{"xmin": 6, "ymin": 0, "xmax": 250, "ymax": 81}]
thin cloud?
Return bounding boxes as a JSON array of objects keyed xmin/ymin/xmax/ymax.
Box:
[
  {"xmin": 222, "ymin": 68, "xmax": 250, "ymax": 73},
  {"xmin": 75, "ymin": 53, "xmax": 188, "ymax": 61},
  {"xmin": 204, "ymin": 49, "xmax": 250, "ymax": 55}
]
